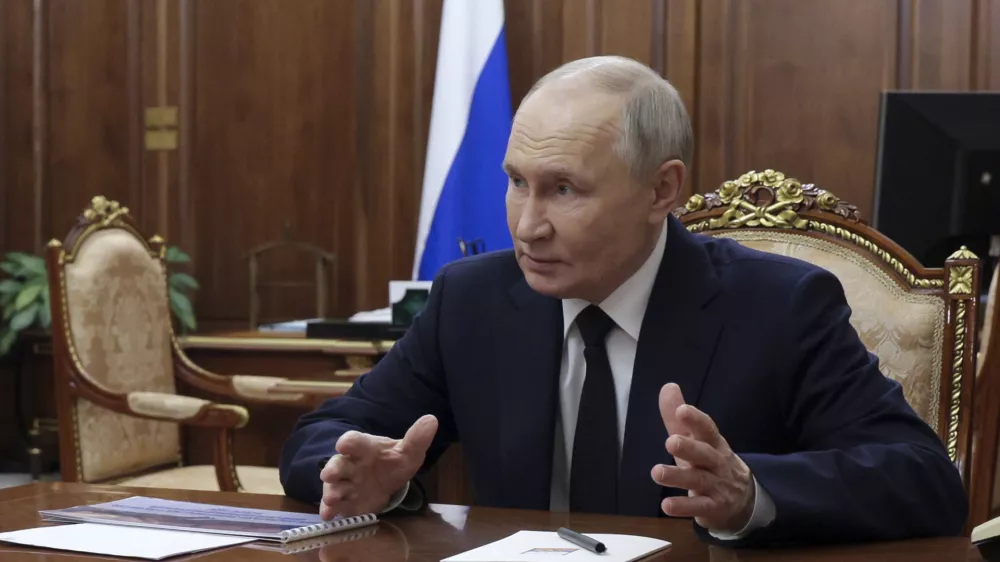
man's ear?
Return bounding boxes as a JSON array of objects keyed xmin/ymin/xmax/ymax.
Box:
[{"xmin": 649, "ymin": 160, "xmax": 686, "ymax": 224}]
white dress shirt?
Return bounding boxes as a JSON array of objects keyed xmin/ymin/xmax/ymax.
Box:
[{"xmin": 547, "ymin": 221, "xmax": 775, "ymax": 540}]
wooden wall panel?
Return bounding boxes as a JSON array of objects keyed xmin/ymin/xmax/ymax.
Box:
[
  {"xmin": 187, "ymin": 0, "xmax": 356, "ymax": 326},
  {"xmin": 697, "ymin": 0, "xmax": 900, "ymax": 218},
  {"xmin": 975, "ymin": 0, "xmax": 1000, "ymax": 90},
  {"xmin": 47, "ymin": 0, "xmax": 134, "ymax": 238},
  {"xmin": 353, "ymin": 0, "xmax": 442, "ymax": 312},
  {"xmin": 0, "ymin": 0, "xmax": 36, "ymax": 253},
  {"xmin": 1, "ymin": 0, "xmax": 997, "ymax": 332},
  {"xmin": 907, "ymin": 0, "xmax": 974, "ymax": 90}
]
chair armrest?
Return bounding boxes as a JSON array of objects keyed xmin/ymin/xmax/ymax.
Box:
[
  {"xmin": 233, "ymin": 375, "xmax": 353, "ymax": 399},
  {"xmin": 125, "ymin": 391, "xmax": 248, "ymax": 429},
  {"xmin": 171, "ymin": 337, "xmax": 353, "ymax": 405}
]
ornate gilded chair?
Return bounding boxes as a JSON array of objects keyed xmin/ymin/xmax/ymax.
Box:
[
  {"xmin": 974, "ymin": 263, "xmax": 1000, "ymax": 522},
  {"xmin": 45, "ymin": 197, "xmax": 343, "ymax": 493},
  {"xmin": 673, "ymin": 170, "xmax": 992, "ymax": 529}
]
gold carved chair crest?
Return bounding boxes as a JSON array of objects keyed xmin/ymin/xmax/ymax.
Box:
[{"xmin": 673, "ymin": 170, "xmax": 990, "ymax": 528}]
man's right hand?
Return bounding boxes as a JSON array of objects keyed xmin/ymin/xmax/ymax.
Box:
[{"xmin": 319, "ymin": 414, "xmax": 438, "ymax": 520}]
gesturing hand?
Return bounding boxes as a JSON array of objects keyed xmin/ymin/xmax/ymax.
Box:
[
  {"xmin": 319, "ymin": 414, "xmax": 438, "ymax": 520},
  {"xmin": 652, "ymin": 383, "xmax": 755, "ymax": 535}
]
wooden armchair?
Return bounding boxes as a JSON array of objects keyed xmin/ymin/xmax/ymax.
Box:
[
  {"xmin": 673, "ymin": 170, "xmax": 993, "ymax": 529},
  {"xmin": 974, "ymin": 262, "xmax": 1000, "ymax": 523},
  {"xmin": 45, "ymin": 196, "xmax": 345, "ymax": 493}
]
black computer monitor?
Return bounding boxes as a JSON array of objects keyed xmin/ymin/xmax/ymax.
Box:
[{"xmin": 872, "ymin": 92, "xmax": 1000, "ymax": 288}]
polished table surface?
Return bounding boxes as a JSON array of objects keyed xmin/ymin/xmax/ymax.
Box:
[{"xmin": 0, "ymin": 483, "xmax": 983, "ymax": 561}]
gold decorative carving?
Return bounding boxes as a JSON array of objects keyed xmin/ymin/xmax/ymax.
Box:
[
  {"xmin": 807, "ymin": 223, "xmax": 945, "ymax": 289},
  {"xmin": 948, "ymin": 246, "xmax": 979, "ymax": 261},
  {"xmin": 946, "ymin": 300, "xmax": 967, "ymax": 462},
  {"xmin": 678, "ymin": 171, "xmax": 944, "ymax": 290},
  {"xmin": 83, "ymin": 196, "xmax": 130, "ymax": 225},
  {"xmin": 949, "ymin": 266, "xmax": 974, "ymax": 295},
  {"xmin": 674, "ymin": 170, "xmax": 863, "ymax": 229}
]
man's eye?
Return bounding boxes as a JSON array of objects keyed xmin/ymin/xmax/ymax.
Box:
[
  {"xmin": 511, "ymin": 177, "xmax": 526, "ymax": 188},
  {"xmin": 556, "ymin": 184, "xmax": 573, "ymax": 195}
]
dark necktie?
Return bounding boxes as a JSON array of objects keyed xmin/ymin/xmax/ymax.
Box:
[{"xmin": 570, "ymin": 305, "xmax": 619, "ymax": 514}]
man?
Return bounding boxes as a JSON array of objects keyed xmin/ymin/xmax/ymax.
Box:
[{"xmin": 280, "ymin": 56, "xmax": 967, "ymax": 546}]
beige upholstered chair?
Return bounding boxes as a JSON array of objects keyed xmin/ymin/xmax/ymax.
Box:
[
  {"xmin": 674, "ymin": 170, "xmax": 993, "ymax": 530},
  {"xmin": 975, "ymin": 262, "xmax": 1000, "ymax": 521},
  {"xmin": 45, "ymin": 196, "xmax": 344, "ymax": 493}
]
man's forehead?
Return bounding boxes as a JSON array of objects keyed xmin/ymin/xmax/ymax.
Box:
[{"xmin": 515, "ymin": 86, "xmax": 622, "ymax": 131}]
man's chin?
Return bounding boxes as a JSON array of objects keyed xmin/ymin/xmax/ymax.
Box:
[{"xmin": 522, "ymin": 273, "xmax": 571, "ymax": 299}]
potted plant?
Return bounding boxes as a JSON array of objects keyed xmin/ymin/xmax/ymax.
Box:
[{"xmin": 0, "ymin": 246, "xmax": 200, "ymax": 356}]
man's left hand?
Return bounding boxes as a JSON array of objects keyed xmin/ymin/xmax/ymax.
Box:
[{"xmin": 651, "ymin": 383, "xmax": 755, "ymax": 535}]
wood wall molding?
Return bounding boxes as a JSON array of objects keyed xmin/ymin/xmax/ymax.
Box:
[{"xmin": 0, "ymin": 0, "xmax": 994, "ymax": 329}]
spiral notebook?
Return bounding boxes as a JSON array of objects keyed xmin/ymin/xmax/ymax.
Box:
[{"xmin": 38, "ymin": 496, "xmax": 377, "ymax": 543}]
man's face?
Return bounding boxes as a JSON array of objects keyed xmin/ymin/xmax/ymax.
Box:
[{"xmin": 503, "ymin": 85, "xmax": 670, "ymax": 302}]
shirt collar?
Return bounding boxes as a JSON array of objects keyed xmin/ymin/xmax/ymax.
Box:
[{"xmin": 562, "ymin": 221, "xmax": 668, "ymax": 341}]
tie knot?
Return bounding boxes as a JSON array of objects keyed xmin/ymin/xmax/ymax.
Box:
[{"xmin": 576, "ymin": 305, "xmax": 615, "ymax": 347}]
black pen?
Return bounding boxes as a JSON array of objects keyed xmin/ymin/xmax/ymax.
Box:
[{"xmin": 557, "ymin": 527, "xmax": 607, "ymax": 554}]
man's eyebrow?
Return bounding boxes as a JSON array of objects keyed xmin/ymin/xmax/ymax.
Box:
[{"xmin": 502, "ymin": 161, "xmax": 518, "ymax": 175}]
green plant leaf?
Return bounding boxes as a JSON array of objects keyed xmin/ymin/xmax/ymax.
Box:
[
  {"xmin": 0, "ymin": 261, "xmax": 23, "ymax": 277},
  {"xmin": 0, "ymin": 291, "xmax": 15, "ymax": 310},
  {"xmin": 8, "ymin": 254, "xmax": 46, "ymax": 276},
  {"xmin": 0, "ymin": 279, "xmax": 22, "ymax": 294},
  {"xmin": 169, "ymin": 289, "xmax": 193, "ymax": 315},
  {"xmin": 9, "ymin": 252, "xmax": 44, "ymax": 268},
  {"xmin": 9, "ymin": 303, "xmax": 38, "ymax": 331},
  {"xmin": 178, "ymin": 309, "xmax": 197, "ymax": 331},
  {"xmin": 15, "ymin": 284, "xmax": 44, "ymax": 310},
  {"xmin": 5, "ymin": 252, "xmax": 34, "ymax": 262},
  {"xmin": 165, "ymin": 246, "xmax": 191, "ymax": 263},
  {"xmin": 169, "ymin": 272, "xmax": 199, "ymax": 291},
  {"xmin": 169, "ymin": 290, "xmax": 197, "ymax": 332},
  {"xmin": 0, "ymin": 329, "xmax": 16, "ymax": 356},
  {"xmin": 38, "ymin": 288, "xmax": 51, "ymax": 329},
  {"xmin": 2, "ymin": 302, "xmax": 16, "ymax": 321}
]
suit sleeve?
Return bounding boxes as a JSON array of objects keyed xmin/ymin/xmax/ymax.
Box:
[
  {"xmin": 702, "ymin": 268, "xmax": 968, "ymax": 546},
  {"xmin": 278, "ymin": 267, "xmax": 458, "ymax": 505}
]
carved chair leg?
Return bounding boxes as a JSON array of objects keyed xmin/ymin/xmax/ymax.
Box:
[{"xmin": 212, "ymin": 428, "xmax": 243, "ymax": 493}]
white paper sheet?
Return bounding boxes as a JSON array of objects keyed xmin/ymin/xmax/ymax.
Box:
[
  {"xmin": 0, "ymin": 523, "xmax": 255, "ymax": 560},
  {"xmin": 442, "ymin": 530, "xmax": 670, "ymax": 562}
]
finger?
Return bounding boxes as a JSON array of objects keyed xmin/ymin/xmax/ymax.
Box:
[
  {"xmin": 667, "ymin": 434, "xmax": 724, "ymax": 470},
  {"xmin": 651, "ymin": 464, "xmax": 715, "ymax": 495},
  {"xmin": 397, "ymin": 415, "xmax": 439, "ymax": 457},
  {"xmin": 661, "ymin": 494, "xmax": 716, "ymax": 518},
  {"xmin": 320, "ymin": 454, "xmax": 360, "ymax": 483},
  {"xmin": 677, "ymin": 404, "xmax": 724, "ymax": 449},
  {"xmin": 320, "ymin": 497, "xmax": 361, "ymax": 520},
  {"xmin": 322, "ymin": 480, "xmax": 357, "ymax": 505},
  {"xmin": 335, "ymin": 430, "xmax": 384, "ymax": 459},
  {"xmin": 659, "ymin": 383, "xmax": 689, "ymax": 437}
]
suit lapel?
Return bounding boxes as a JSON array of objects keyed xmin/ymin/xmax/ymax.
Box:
[
  {"xmin": 617, "ymin": 216, "xmax": 725, "ymax": 516},
  {"xmin": 499, "ymin": 278, "xmax": 563, "ymax": 509}
]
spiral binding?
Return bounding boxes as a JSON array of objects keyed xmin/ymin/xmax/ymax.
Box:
[{"xmin": 278, "ymin": 513, "xmax": 378, "ymax": 543}]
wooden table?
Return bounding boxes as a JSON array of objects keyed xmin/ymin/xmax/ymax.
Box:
[{"xmin": 0, "ymin": 483, "xmax": 983, "ymax": 561}]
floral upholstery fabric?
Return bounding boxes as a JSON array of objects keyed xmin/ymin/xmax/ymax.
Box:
[
  {"xmin": 114, "ymin": 465, "xmax": 283, "ymax": 495},
  {"xmin": 63, "ymin": 229, "xmax": 181, "ymax": 481},
  {"xmin": 713, "ymin": 230, "xmax": 945, "ymax": 433}
]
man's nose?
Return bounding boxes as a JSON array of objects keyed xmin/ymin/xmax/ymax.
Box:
[{"xmin": 515, "ymin": 199, "xmax": 553, "ymax": 242}]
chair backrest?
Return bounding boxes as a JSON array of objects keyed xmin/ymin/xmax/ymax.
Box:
[
  {"xmin": 46, "ymin": 196, "xmax": 181, "ymax": 483},
  {"xmin": 974, "ymin": 262, "xmax": 1000, "ymax": 521},
  {"xmin": 673, "ymin": 170, "xmax": 981, "ymax": 487}
]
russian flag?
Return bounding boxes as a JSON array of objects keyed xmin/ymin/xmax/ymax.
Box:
[{"xmin": 412, "ymin": 0, "xmax": 513, "ymax": 281}]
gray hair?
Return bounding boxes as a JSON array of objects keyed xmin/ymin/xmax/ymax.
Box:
[{"xmin": 523, "ymin": 55, "xmax": 694, "ymax": 180}]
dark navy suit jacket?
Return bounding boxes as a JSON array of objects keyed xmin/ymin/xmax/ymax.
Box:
[{"xmin": 280, "ymin": 215, "xmax": 967, "ymax": 546}]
